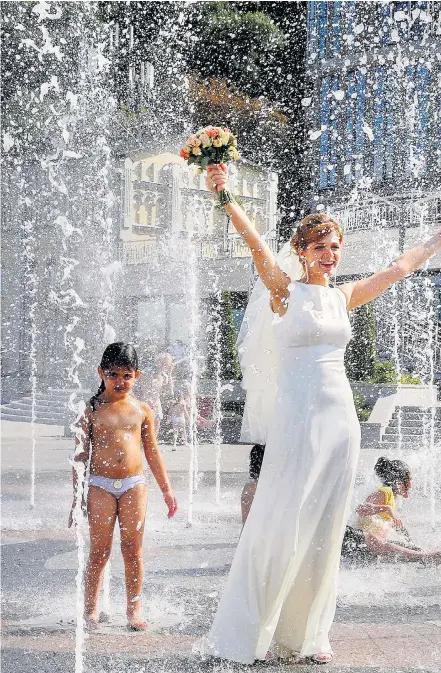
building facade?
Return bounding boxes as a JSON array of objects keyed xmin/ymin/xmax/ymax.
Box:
[
  {"xmin": 304, "ymin": 1, "xmax": 441, "ymax": 375},
  {"xmin": 120, "ymin": 150, "xmax": 278, "ymax": 349}
]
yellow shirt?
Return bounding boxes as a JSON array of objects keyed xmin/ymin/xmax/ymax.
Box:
[
  {"xmin": 357, "ymin": 486, "xmax": 395, "ymax": 536},
  {"xmin": 376, "ymin": 486, "xmax": 396, "ymax": 523}
]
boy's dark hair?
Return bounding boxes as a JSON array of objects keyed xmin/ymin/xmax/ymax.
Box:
[
  {"xmin": 249, "ymin": 444, "xmax": 265, "ymax": 480},
  {"xmin": 374, "ymin": 456, "xmax": 411, "ymax": 492},
  {"xmin": 90, "ymin": 342, "xmax": 139, "ymax": 407}
]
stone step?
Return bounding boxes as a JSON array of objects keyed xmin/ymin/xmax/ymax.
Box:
[
  {"xmin": 399, "ymin": 406, "xmax": 441, "ymax": 413},
  {"xmin": 388, "ymin": 419, "xmax": 441, "ymax": 427},
  {"xmin": 392, "ymin": 407, "xmax": 441, "ymax": 414},
  {"xmin": 3, "ymin": 401, "xmax": 69, "ymax": 413},
  {"xmin": 0, "ymin": 411, "xmax": 68, "ymax": 423},
  {"xmin": 380, "ymin": 437, "xmax": 437, "ymax": 447},
  {"xmin": 18, "ymin": 394, "xmax": 89, "ymax": 403},
  {"xmin": 0, "ymin": 413, "xmax": 65, "ymax": 426},
  {"xmin": 385, "ymin": 426, "xmax": 441, "ymax": 436},
  {"xmin": 0, "ymin": 405, "xmax": 69, "ymax": 417},
  {"xmin": 391, "ymin": 413, "xmax": 441, "ymax": 422}
]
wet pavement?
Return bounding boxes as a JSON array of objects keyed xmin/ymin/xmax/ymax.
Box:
[{"xmin": 1, "ymin": 427, "xmax": 440, "ymax": 672}]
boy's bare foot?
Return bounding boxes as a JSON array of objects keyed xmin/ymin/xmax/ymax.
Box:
[
  {"xmin": 127, "ymin": 617, "xmax": 148, "ymax": 631},
  {"xmin": 127, "ymin": 609, "xmax": 148, "ymax": 631},
  {"xmin": 84, "ymin": 615, "xmax": 99, "ymax": 631}
]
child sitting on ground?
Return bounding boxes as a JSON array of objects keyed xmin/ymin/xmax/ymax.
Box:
[{"xmin": 342, "ymin": 456, "xmax": 441, "ymax": 564}]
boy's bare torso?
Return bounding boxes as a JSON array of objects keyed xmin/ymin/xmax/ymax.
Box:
[{"xmin": 89, "ymin": 397, "xmax": 149, "ymax": 478}]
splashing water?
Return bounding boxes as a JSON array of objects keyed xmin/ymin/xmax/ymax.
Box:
[
  {"xmin": 185, "ymin": 200, "xmax": 201, "ymax": 526},
  {"xmin": 22, "ymin": 214, "xmax": 38, "ymax": 508},
  {"xmin": 212, "ymin": 287, "xmax": 223, "ymax": 506}
]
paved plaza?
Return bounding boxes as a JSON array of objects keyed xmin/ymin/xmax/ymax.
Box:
[{"xmin": 1, "ymin": 422, "xmax": 440, "ymax": 673}]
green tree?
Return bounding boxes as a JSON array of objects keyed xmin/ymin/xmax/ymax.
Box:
[
  {"xmin": 345, "ymin": 303, "xmax": 377, "ymax": 381},
  {"xmin": 185, "ymin": 2, "xmax": 287, "ymax": 97},
  {"xmin": 370, "ymin": 361, "xmax": 398, "ymax": 384},
  {"xmin": 207, "ymin": 291, "xmax": 241, "ymax": 381}
]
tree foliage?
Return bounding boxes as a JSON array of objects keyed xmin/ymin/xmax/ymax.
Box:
[
  {"xmin": 345, "ymin": 303, "xmax": 377, "ymax": 382},
  {"xmin": 206, "ymin": 291, "xmax": 241, "ymax": 381}
]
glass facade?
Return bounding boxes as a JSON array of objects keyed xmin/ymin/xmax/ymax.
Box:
[
  {"xmin": 317, "ymin": 1, "xmax": 328, "ymax": 59},
  {"xmin": 373, "ymin": 67, "xmax": 385, "ymax": 181},
  {"xmin": 330, "ymin": 1, "xmax": 342, "ymax": 54},
  {"xmin": 309, "ymin": 1, "xmax": 439, "ymax": 190},
  {"xmin": 328, "ymin": 75, "xmax": 339, "ymax": 187},
  {"xmin": 307, "ymin": 1, "xmax": 433, "ymax": 57},
  {"xmin": 319, "ymin": 77, "xmax": 330, "ymax": 188},
  {"xmin": 354, "ymin": 70, "xmax": 367, "ymax": 183},
  {"xmin": 414, "ymin": 63, "xmax": 430, "ymax": 169},
  {"xmin": 438, "ymin": 66, "xmax": 441, "ymax": 168},
  {"xmin": 345, "ymin": 71, "xmax": 356, "ymax": 186}
]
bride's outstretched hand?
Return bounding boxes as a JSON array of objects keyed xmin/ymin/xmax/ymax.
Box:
[{"xmin": 206, "ymin": 164, "xmax": 227, "ymax": 193}]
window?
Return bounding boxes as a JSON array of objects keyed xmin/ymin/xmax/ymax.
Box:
[
  {"xmin": 344, "ymin": 69, "xmax": 367, "ymax": 184},
  {"xmin": 355, "ymin": 70, "xmax": 367, "ymax": 181},
  {"xmin": 410, "ymin": 1, "xmax": 428, "ymax": 40},
  {"xmin": 414, "ymin": 63, "xmax": 429, "ymax": 172},
  {"xmin": 438, "ymin": 67, "xmax": 441, "ymax": 168},
  {"xmin": 373, "ymin": 67, "xmax": 386, "ymax": 181},
  {"xmin": 384, "ymin": 70, "xmax": 396, "ymax": 180},
  {"xmin": 380, "ymin": 2, "xmax": 393, "ymax": 45},
  {"xmin": 345, "ymin": 71, "xmax": 356, "ymax": 184},
  {"xmin": 393, "ymin": 1, "xmax": 411, "ymax": 41},
  {"xmin": 331, "ymin": 1, "xmax": 342, "ymax": 54},
  {"xmin": 318, "ymin": 2, "xmax": 328, "ymax": 58},
  {"xmin": 319, "ymin": 77, "xmax": 331, "ymax": 188},
  {"xmin": 328, "ymin": 76, "xmax": 340, "ymax": 187},
  {"xmin": 344, "ymin": 1, "xmax": 357, "ymax": 52},
  {"xmin": 307, "ymin": 1, "xmax": 318, "ymax": 57}
]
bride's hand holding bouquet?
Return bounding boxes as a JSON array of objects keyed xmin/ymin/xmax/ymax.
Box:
[
  {"xmin": 179, "ymin": 126, "xmax": 275, "ymax": 290},
  {"xmin": 206, "ymin": 163, "xmax": 228, "ymax": 196},
  {"xmin": 179, "ymin": 126, "xmax": 238, "ymax": 206}
]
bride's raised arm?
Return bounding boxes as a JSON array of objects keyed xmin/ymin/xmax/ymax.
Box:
[
  {"xmin": 342, "ymin": 229, "xmax": 441, "ymax": 311},
  {"xmin": 206, "ymin": 165, "xmax": 290, "ymax": 310}
]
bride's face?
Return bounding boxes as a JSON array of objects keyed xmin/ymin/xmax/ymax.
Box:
[{"xmin": 300, "ymin": 232, "xmax": 342, "ymax": 280}]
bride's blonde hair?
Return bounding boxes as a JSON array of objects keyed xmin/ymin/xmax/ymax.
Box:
[
  {"xmin": 290, "ymin": 214, "xmax": 343, "ymax": 279},
  {"xmin": 290, "ymin": 213, "xmax": 343, "ymax": 255}
]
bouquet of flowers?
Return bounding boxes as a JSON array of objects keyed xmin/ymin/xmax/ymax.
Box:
[{"xmin": 179, "ymin": 126, "xmax": 239, "ymax": 205}]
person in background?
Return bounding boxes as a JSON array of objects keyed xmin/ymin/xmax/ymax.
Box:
[
  {"xmin": 168, "ymin": 392, "xmax": 189, "ymax": 449},
  {"xmin": 137, "ymin": 352, "xmax": 174, "ymax": 438},
  {"xmin": 241, "ymin": 444, "xmax": 265, "ymax": 525},
  {"xmin": 170, "ymin": 339, "xmax": 187, "ymax": 361}
]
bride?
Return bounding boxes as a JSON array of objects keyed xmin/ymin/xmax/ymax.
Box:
[{"xmin": 196, "ymin": 163, "xmax": 441, "ymax": 665}]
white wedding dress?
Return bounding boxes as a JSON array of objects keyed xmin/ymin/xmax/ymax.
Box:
[{"xmin": 197, "ymin": 280, "xmax": 360, "ymax": 662}]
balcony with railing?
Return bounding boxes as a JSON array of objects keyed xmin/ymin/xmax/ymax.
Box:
[
  {"xmin": 333, "ymin": 193, "xmax": 441, "ymax": 233},
  {"xmin": 121, "ymin": 235, "xmax": 278, "ymax": 265}
]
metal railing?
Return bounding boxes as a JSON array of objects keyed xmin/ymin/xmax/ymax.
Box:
[
  {"xmin": 333, "ymin": 194, "xmax": 441, "ymax": 233},
  {"xmin": 121, "ymin": 236, "xmax": 278, "ymax": 265}
]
